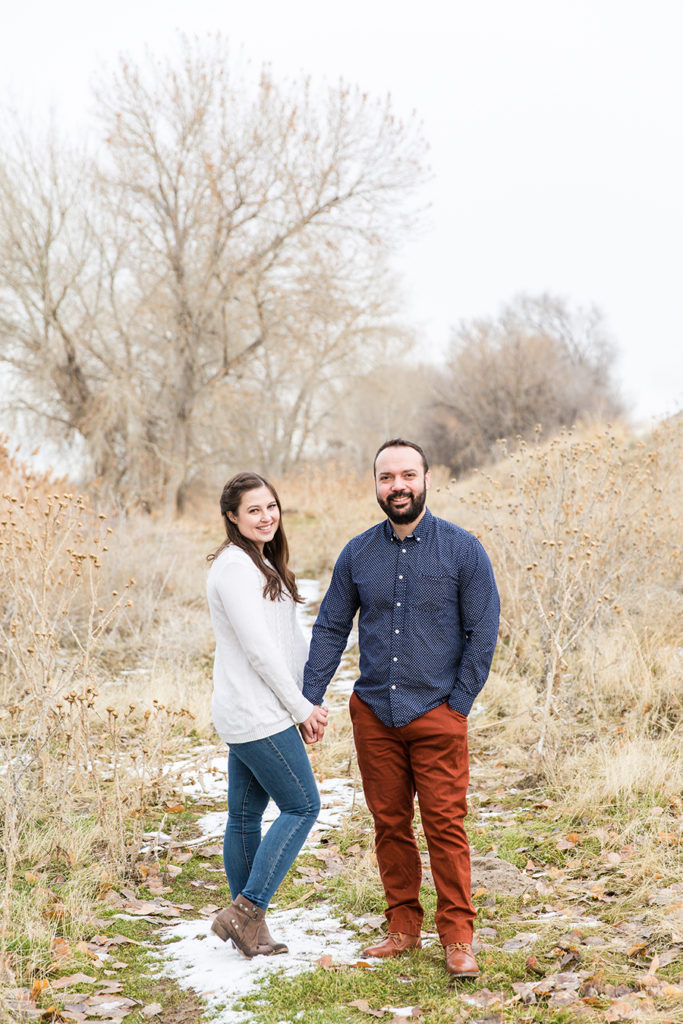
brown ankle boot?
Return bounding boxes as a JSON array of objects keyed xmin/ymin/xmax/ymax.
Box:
[{"xmin": 211, "ymin": 894, "xmax": 288, "ymax": 957}]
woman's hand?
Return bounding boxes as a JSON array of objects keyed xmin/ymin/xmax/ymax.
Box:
[{"xmin": 299, "ymin": 705, "xmax": 328, "ymax": 744}]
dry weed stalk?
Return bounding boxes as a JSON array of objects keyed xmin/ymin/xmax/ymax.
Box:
[
  {"xmin": 450, "ymin": 422, "xmax": 681, "ymax": 755},
  {"xmin": 0, "ymin": 450, "xmax": 207, "ymax": 976}
]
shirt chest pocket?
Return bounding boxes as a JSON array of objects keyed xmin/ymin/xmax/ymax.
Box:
[{"xmin": 410, "ymin": 572, "xmax": 457, "ymax": 613}]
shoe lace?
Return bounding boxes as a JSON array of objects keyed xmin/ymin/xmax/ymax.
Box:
[{"xmin": 446, "ymin": 942, "xmax": 471, "ymax": 953}]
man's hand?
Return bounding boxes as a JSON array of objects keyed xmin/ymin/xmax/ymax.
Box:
[{"xmin": 300, "ymin": 705, "xmax": 328, "ymax": 744}]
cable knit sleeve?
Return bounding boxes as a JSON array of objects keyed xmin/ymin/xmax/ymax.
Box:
[{"xmin": 212, "ymin": 556, "xmax": 315, "ymax": 724}]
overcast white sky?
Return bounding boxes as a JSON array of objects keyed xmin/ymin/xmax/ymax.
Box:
[{"xmin": 2, "ymin": 0, "xmax": 682, "ymax": 423}]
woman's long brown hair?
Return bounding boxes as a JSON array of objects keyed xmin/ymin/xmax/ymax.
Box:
[{"xmin": 206, "ymin": 472, "xmax": 302, "ymax": 603}]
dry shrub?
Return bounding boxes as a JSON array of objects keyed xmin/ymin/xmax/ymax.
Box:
[
  {"xmin": 274, "ymin": 461, "xmax": 379, "ymax": 575},
  {"xmin": 0, "ymin": 444, "xmax": 216, "ymax": 978},
  {"xmin": 435, "ymin": 419, "xmax": 682, "ymax": 755},
  {"xmin": 467, "ymin": 669, "xmax": 540, "ymax": 762},
  {"xmin": 95, "ymin": 514, "xmax": 215, "ymax": 670},
  {"xmin": 558, "ymin": 735, "xmax": 681, "ymax": 813}
]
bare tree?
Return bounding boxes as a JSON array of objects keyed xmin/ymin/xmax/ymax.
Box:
[
  {"xmin": 0, "ymin": 36, "xmax": 426, "ymax": 510},
  {"xmin": 0, "ymin": 128, "xmax": 116, "ymax": 479},
  {"xmin": 425, "ymin": 294, "xmax": 623, "ymax": 472}
]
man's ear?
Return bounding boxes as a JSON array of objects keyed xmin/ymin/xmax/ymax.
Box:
[{"xmin": 425, "ymin": 470, "xmax": 431, "ymax": 491}]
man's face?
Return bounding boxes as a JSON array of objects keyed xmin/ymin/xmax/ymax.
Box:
[{"xmin": 375, "ymin": 446, "xmax": 430, "ymax": 525}]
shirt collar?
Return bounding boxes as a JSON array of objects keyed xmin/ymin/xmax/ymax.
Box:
[{"xmin": 383, "ymin": 506, "xmax": 434, "ymax": 543}]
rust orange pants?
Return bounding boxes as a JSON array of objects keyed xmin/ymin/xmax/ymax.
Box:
[{"xmin": 349, "ymin": 691, "xmax": 475, "ymax": 945}]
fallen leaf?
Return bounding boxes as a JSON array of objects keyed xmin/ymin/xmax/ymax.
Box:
[
  {"xmin": 165, "ymin": 802, "xmax": 184, "ymax": 813},
  {"xmin": 604, "ymin": 999, "xmax": 636, "ymax": 1021},
  {"xmin": 347, "ymin": 999, "xmax": 389, "ymax": 1017},
  {"xmin": 639, "ymin": 951, "xmax": 660, "ymax": 990},
  {"xmin": 534, "ymin": 971, "xmax": 585, "ymax": 996},
  {"xmin": 50, "ymin": 937, "xmax": 71, "ymax": 960},
  {"xmin": 626, "ymin": 941, "xmax": 649, "ymax": 957},
  {"xmin": 95, "ymin": 981, "xmax": 123, "ymax": 994},
  {"xmin": 50, "ymin": 974, "xmax": 98, "ymax": 990},
  {"xmin": 170, "ymin": 850, "xmax": 193, "ymax": 864},
  {"xmin": 141, "ymin": 1003, "xmax": 163, "ymax": 1018},
  {"xmin": 502, "ymin": 932, "xmax": 538, "ymax": 952},
  {"xmin": 198, "ymin": 843, "xmax": 223, "ymax": 857},
  {"xmin": 44, "ymin": 901, "xmax": 69, "ymax": 922},
  {"xmin": 104, "ymin": 934, "xmax": 146, "ymax": 947},
  {"xmin": 24, "ymin": 871, "xmax": 40, "ymax": 885},
  {"xmin": 30, "ymin": 979, "xmax": 50, "ymax": 999},
  {"xmin": 460, "ymin": 988, "xmax": 505, "ymax": 1009},
  {"xmin": 200, "ymin": 904, "xmax": 222, "ymax": 917},
  {"xmin": 73, "ymin": 941, "xmax": 98, "ymax": 960},
  {"xmin": 316, "ymin": 954, "xmax": 335, "ymax": 970},
  {"xmin": 473, "ymin": 886, "xmax": 487, "ymax": 898},
  {"xmin": 535, "ymin": 880, "xmax": 553, "ymax": 897}
]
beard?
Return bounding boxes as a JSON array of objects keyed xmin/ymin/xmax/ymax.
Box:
[{"xmin": 376, "ymin": 485, "xmax": 427, "ymax": 524}]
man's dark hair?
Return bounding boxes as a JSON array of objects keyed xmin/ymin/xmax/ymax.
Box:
[{"xmin": 373, "ymin": 438, "xmax": 429, "ymax": 474}]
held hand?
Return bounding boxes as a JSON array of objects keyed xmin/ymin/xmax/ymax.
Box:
[{"xmin": 300, "ymin": 705, "xmax": 328, "ymax": 744}]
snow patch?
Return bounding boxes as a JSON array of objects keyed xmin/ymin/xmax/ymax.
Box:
[{"xmin": 158, "ymin": 903, "xmax": 361, "ymax": 1024}]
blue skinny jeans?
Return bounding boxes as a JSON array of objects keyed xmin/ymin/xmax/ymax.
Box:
[{"xmin": 224, "ymin": 725, "xmax": 321, "ymax": 909}]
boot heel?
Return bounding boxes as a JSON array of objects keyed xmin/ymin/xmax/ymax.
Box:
[{"xmin": 211, "ymin": 918, "xmax": 229, "ymax": 942}]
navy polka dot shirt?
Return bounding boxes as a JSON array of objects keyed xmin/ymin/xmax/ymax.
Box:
[{"xmin": 302, "ymin": 508, "xmax": 500, "ymax": 726}]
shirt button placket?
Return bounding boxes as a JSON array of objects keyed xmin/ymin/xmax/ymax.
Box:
[{"xmin": 390, "ymin": 540, "xmax": 409, "ymax": 721}]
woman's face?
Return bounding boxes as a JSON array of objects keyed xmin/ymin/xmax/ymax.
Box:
[{"xmin": 228, "ymin": 485, "xmax": 280, "ymax": 551}]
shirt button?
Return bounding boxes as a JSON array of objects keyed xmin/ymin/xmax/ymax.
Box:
[
  {"xmin": 391, "ymin": 685, "xmax": 396, "ymax": 690},
  {"xmin": 402, "ymin": 548, "xmax": 407, "ymax": 553},
  {"xmin": 395, "ymin": 629, "xmax": 400, "ymax": 634},
  {"xmin": 393, "ymin": 656, "xmax": 398, "ymax": 662},
  {"xmin": 396, "ymin": 602, "xmax": 401, "ymax": 606},
  {"xmin": 398, "ymin": 574, "xmax": 403, "ymax": 580}
]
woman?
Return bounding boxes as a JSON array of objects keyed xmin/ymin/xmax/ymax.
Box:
[{"xmin": 206, "ymin": 472, "xmax": 327, "ymax": 958}]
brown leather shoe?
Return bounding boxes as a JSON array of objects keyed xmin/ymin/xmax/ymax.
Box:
[
  {"xmin": 362, "ymin": 931, "xmax": 422, "ymax": 958},
  {"xmin": 445, "ymin": 941, "xmax": 480, "ymax": 978}
]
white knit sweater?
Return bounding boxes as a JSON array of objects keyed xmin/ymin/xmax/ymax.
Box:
[{"xmin": 206, "ymin": 545, "xmax": 314, "ymax": 744}]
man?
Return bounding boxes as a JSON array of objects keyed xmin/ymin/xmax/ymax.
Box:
[{"xmin": 301, "ymin": 439, "xmax": 499, "ymax": 978}]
